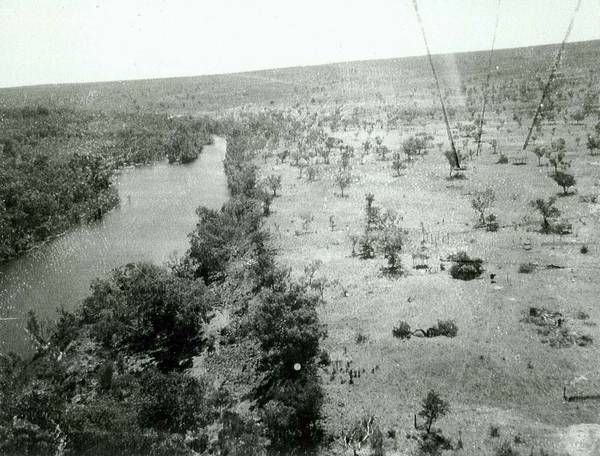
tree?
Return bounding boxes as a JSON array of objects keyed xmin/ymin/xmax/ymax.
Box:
[
  {"xmin": 265, "ymin": 174, "xmax": 282, "ymax": 197},
  {"xmin": 376, "ymin": 144, "xmax": 390, "ymax": 161},
  {"xmin": 402, "ymin": 136, "xmax": 426, "ymax": 161},
  {"xmin": 418, "ymin": 390, "xmax": 450, "ymax": 434},
  {"xmin": 185, "ymin": 197, "xmax": 268, "ymax": 282},
  {"xmin": 335, "ymin": 168, "xmax": 352, "ymax": 197},
  {"xmin": 546, "ymin": 149, "xmax": 565, "ymax": 174},
  {"xmin": 362, "ymin": 140, "xmax": 372, "ymax": 155},
  {"xmin": 471, "ymin": 188, "xmax": 495, "ymax": 227},
  {"xmin": 81, "ymin": 263, "xmax": 211, "ymax": 371},
  {"xmin": 379, "ymin": 226, "xmax": 406, "ymax": 274},
  {"xmin": 533, "ymin": 146, "xmax": 546, "ymax": 166},
  {"xmin": 444, "ymin": 150, "xmax": 459, "ymax": 176},
  {"xmin": 391, "ymin": 151, "xmax": 407, "ymax": 176},
  {"xmin": 546, "ymin": 138, "xmax": 566, "ymax": 174},
  {"xmin": 530, "ymin": 197, "xmax": 560, "ymax": 233},
  {"xmin": 340, "ymin": 146, "xmax": 353, "ymax": 169},
  {"xmin": 552, "ymin": 171, "xmax": 576, "ymax": 195},
  {"xmin": 250, "ymin": 280, "xmax": 326, "ymax": 450}
]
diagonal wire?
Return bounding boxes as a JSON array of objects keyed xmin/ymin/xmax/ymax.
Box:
[
  {"xmin": 476, "ymin": 0, "xmax": 501, "ymax": 157},
  {"xmin": 412, "ymin": 0, "xmax": 460, "ymax": 168},
  {"xmin": 522, "ymin": 0, "xmax": 582, "ymax": 152}
]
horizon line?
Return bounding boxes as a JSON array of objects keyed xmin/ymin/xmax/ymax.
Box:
[{"xmin": 1, "ymin": 37, "xmax": 598, "ymax": 91}]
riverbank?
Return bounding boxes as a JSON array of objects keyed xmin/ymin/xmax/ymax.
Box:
[
  {"xmin": 0, "ymin": 116, "xmax": 326, "ymax": 456},
  {"xmin": 0, "ymin": 138, "xmax": 228, "ymax": 354},
  {"xmin": 0, "ymin": 106, "xmax": 218, "ymax": 263}
]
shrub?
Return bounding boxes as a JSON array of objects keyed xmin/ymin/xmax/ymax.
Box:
[
  {"xmin": 448, "ymin": 251, "xmax": 483, "ymax": 280},
  {"xmin": 577, "ymin": 335, "xmax": 593, "ymax": 347},
  {"xmin": 580, "ymin": 245, "xmax": 589, "ymax": 254},
  {"xmin": 579, "ymin": 194, "xmax": 598, "ymax": 204},
  {"xmin": 518, "ymin": 262, "xmax": 536, "ymax": 274},
  {"xmin": 513, "ymin": 434, "xmax": 524, "ymax": 445},
  {"xmin": 370, "ymin": 425, "xmax": 385, "ymax": 456},
  {"xmin": 392, "ymin": 321, "xmax": 412, "ymax": 340},
  {"xmin": 432, "ymin": 320, "xmax": 458, "ymax": 338},
  {"xmin": 552, "ymin": 171, "xmax": 576, "ymax": 195},
  {"xmin": 489, "ymin": 425, "xmax": 500, "ymax": 438},
  {"xmin": 358, "ymin": 234, "xmax": 376, "ymax": 259},
  {"xmin": 419, "ymin": 430, "xmax": 453, "ymax": 456},
  {"xmin": 356, "ymin": 331, "xmax": 369, "ymax": 344}
]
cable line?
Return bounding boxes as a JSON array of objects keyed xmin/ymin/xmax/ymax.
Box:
[
  {"xmin": 476, "ymin": 0, "xmax": 501, "ymax": 157},
  {"xmin": 412, "ymin": 0, "xmax": 460, "ymax": 169},
  {"xmin": 522, "ymin": 0, "xmax": 582, "ymax": 153}
]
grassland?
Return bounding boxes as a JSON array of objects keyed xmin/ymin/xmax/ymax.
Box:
[{"xmin": 261, "ymin": 119, "xmax": 600, "ymax": 454}]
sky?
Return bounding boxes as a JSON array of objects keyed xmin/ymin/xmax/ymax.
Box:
[{"xmin": 0, "ymin": 0, "xmax": 598, "ymax": 88}]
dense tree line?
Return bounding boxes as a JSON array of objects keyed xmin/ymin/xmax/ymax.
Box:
[
  {"xmin": 0, "ymin": 114, "xmax": 325, "ymax": 455},
  {"xmin": 0, "ymin": 106, "xmax": 217, "ymax": 262}
]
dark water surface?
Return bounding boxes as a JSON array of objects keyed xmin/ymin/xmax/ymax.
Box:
[{"xmin": 0, "ymin": 137, "xmax": 228, "ymax": 354}]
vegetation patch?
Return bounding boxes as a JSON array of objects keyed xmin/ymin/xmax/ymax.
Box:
[
  {"xmin": 524, "ymin": 307, "xmax": 593, "ymax": 348},
  {"xmin": 449, "ymin": 251, "xmax": 484, "ymax": 280}
]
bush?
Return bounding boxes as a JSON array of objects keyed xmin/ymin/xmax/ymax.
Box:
[
  {"xmin": 448, "ymin": 251, "xmax": 483, "ymax": 280},
  {"xmin": 518, "ymin": 262, "xmax": 536, "ymax": 273},
  {"xmin": 358, "ymin": 234, "xmax": 376, "ymax": 259},
  {"xmin": 356, "ymin": 331, "xmax": 369, "ymax": 344},
  {"xmin": 577, "ymin": 335, "xmax": 593, "ymax": 347},
  {"xmin": 392, "ymin": 321, "xmax": 412, "ymax": 340},
  {"xmin": 489, "ymin": 425, "xmax": 500, "ymax": 438},
  {"xmin": 370, "ymin": 425, "xmax": 385, "ymax": 456},
  {"xmin": 432, "ymin": 320, "xmax": 458, "ymax": 338},
  {"xmin": 580, "ymin": 245, "xmax": 589, "ymax": 254}
]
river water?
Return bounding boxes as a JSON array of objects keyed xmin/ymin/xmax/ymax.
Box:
[{"xmin": 0, "ymin": 137, "xmax": 228, "ymax": 354}]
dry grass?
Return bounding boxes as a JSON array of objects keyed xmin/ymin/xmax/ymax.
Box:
[{"xmin": 262, "ymin": 119, "xmax": 600, "ymax": 454}]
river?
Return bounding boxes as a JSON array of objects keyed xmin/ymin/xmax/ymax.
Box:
[{"xmin": 0, "ymin": 137, "xmax": 228, "ymax": 354}]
